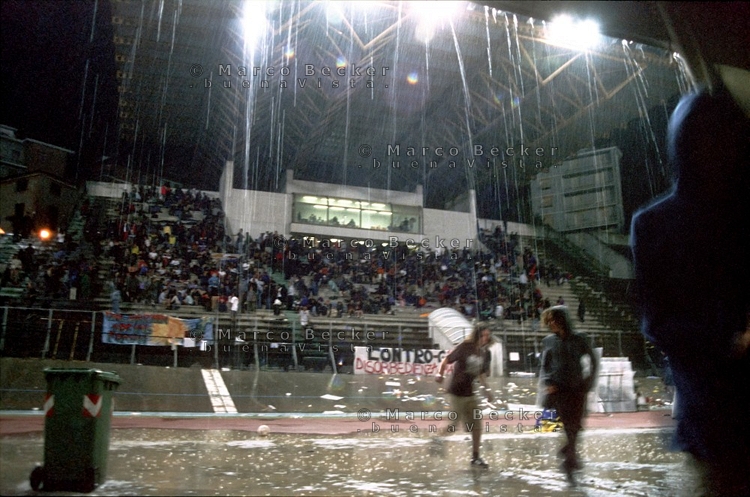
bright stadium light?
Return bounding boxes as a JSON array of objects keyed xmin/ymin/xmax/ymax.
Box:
[
  {"xmin": 547, "ymin": 15, "xmax": 601, "ymax": 49},
  {"xmin": 411, "ymin": 1, "xmax": 464, "ymax": 43},
  {"xmin": 243, "ymin": 1, "xmax": 269, "ymax": 51}
]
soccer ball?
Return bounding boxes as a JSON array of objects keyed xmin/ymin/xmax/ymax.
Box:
[{"xmin": 257, "ymin": 424, "xmax": 270, "ymax": 436}]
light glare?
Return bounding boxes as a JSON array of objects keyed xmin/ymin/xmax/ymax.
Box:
[
  {"xmin": 243, "ymin": 1, "xmax": 269, "ymax": 51},
  {"xmin": 412, "ymin": 1, "xmax": 463, "ymax": 43},
  {"xmin": 547, "ymin": 15, "xmax": 600, "ymax": 49}
]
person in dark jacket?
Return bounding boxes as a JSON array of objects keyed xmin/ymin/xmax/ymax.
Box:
[
  {"xmin": 630, "ymin": 87, "xmax": 750, "ymax": 496},
  {"xmin": 537, "ymin": 306, "xmax": 597, "ymax": 484}
]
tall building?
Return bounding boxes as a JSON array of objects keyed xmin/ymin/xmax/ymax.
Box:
[{"xmin": 530, "ymin": 147, "xmax": 624, "ymax": 233}]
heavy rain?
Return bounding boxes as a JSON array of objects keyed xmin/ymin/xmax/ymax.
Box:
[{"xmin": 2, "ymin": 1, "xmax": 748, "ymax": 496}]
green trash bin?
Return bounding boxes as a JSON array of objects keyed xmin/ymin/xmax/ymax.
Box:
[{"xmin": 30, "ymin": 368, "xmax": 121, "ymax": 492}]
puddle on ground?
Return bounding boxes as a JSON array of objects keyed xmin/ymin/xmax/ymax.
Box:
[{"xmin": 2, "ymin": 427, "xmax": 693, "ymax": 496}]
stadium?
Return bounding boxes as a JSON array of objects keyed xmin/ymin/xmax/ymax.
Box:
[{"xmin": 0, "ymin": 1, "xmax": 747, "ymax": 494}]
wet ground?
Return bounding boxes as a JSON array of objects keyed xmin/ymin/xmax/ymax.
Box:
[
  {"xmin": 1, "ymin": 359, "xmax": 676, "ymax": 415},
  {"xmin": 1, "ymin": 367, "xmax": 686, "ymax": 495},
  {"xmin": 1, "ymin": 425, "xmax": 690, "ymax": 496}
]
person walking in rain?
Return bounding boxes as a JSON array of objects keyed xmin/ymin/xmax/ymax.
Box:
[
  {"xmin": 537, "ymin": 306, "xmax": 597, "ymax": 485},
  {"xmin": 436, "ymin": 323, "xmax": 494, "ymax": 469}
]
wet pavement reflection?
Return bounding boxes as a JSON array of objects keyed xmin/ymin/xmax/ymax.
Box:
[{"xmin": 2, "ymin": 426, "xmax": 691, "ymax": 496}]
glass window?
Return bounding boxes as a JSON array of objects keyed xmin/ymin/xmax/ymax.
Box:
[
  {"xmin": 391, "ymin": 205, "xmax": 420, "ymax": 233},
  {"xmin": 294, "ymin": 195, "xmax": 328, "ymax": 225},
  {"xmin": 361, "ymin": 202, "xmax": 391, "ymax": 231},
  {"xmin": 293, "ymin": 195, "xmax": 421, "ymax": 233}
]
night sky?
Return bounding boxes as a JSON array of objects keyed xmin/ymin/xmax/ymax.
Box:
[{"xmin": 1, "ymin": 0, "xmax": 118, "ymax": 180}]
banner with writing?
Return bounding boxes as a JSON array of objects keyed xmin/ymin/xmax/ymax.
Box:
[
  {"xmin": 354, "ymin": 346, "xmax": 454, "ymax": 376},
  {"xmin": 102, "ymin": 312, "xmax": 213, "ymax": 346}
]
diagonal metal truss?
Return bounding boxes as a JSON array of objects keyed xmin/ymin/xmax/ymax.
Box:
[{"xmin": 110, "ymin": 0, "xmax": 681, "ymax": 216}]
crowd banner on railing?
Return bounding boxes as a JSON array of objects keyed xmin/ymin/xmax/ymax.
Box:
[
  {"xmin": 354, "ymin": 346, "xmax": 454, "ymax": 376},
  {"xmin": 102, "ymin": 312, "xmax": 213, "ymax": 346}
]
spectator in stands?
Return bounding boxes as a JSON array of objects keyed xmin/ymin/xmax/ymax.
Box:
[
  {"xmin": 208, "ymin": 272, "xmax": 220, "ymax": 295},
  {"xmin": 158, "ymin": 288, "xmax": 169, "ymax": 307},
  {"xmin": 272, "ymin": 295, "xmax": 282, "ymax": 316},
  {"xmin": 495, "ymin": 300, "xmax": 505, "ymax": 324},
  {"xmin": 235, "ymin": 229, "xmax": 243, "ymax": 253},
  {"xmin": 6, "ymin": 175, "xmax": 557, "ymax": 341},
  {"xmin": 335, "ymin": 300, "xmax": 345, "ymax": 318},
  {"xmin": 630, "ymin": 88, "xmax": 750, "ymax": 496},
  {"xmin": 299, "ymin": 306, "xmax": 310, "ymax": 328},
  {"xmin": 577, "ymin": 301, "xmax": 585, "ymax": 323},
  {"xmin": 255, "ymin": 274, "xmax": 266, "ymax": 309},
  {"xmin": 110, "ymin": 285, "xmax": 121, "ymax": 313},
  {"xmin": 79, "ymin": 271, "xmax": 91, "ymax": 304},
  {"xmin": 167, "ymin": 291, "xmax": 181, "ymax": 310},
  {"xmin": 181, "ymin": 290, "xmax": 195, "ymax": 306},
  {"xmin": 246, "ymin": 282, "xmax": 256, "ymax": 312},
  {"xmin": 229, "ymin": 293, "xmax": 239, "ymax": 324},
  {"xmin": 286, "ymin": 278, "xmax": 298, "ymax": 310}
]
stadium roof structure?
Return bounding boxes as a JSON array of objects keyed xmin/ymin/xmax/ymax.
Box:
[{"xmin": 109, "ymin": 1, "xmax": 744, "ymax": 218}]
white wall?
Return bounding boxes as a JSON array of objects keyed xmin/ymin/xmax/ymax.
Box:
[
  {"xmin": 219, "ymin": 160, "xmax": 233, "ymax": 208},
  {"xmin": 422, "ymin": 208, "xmax": 478, "ymax": 252},
  {"xmin": 286, "ymin": 170, "xmax": 423, "ymax": 206},
  {"xmin": 223, "ymin": 189, "xmax": 290, "ymax": 239},
  {"xmin": 86, "ymin": 181, "xmax": 129, "ymax": 199}
]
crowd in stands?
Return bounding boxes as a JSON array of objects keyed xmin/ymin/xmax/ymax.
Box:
[
  {"xmin": 1, "ymin": 183, "xmax": 570, "ymax": 325},
  {"xmin": 1, "ymin": 225, "xmax": 97, "ymax": 307},
  {"xmin": 100, "ymin": 185, "xmax": 230, "ymax": 311}
]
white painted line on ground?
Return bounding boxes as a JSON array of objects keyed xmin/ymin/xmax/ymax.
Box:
[{"xmin": 201, "ymin": 369, "xmax": 237, "ymax": 413}]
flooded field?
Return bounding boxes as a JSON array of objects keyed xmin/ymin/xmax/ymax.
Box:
[{"xmin": 2, "ymin": 425, "xmax": 691, "ymax": 496}]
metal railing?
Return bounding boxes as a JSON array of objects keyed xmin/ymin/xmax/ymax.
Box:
[{"xmin": 0, "ymin": 305, "xmax": 435, "ymax": 372}]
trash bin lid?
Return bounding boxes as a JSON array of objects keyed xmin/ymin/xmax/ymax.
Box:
[{"xmin": 44, "ymin": 368, "xmax": 121, "ymax": 385}]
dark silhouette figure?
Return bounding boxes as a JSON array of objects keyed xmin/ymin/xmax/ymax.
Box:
[{"xmin": 630, "ymin": 88, "xmax": 750, "ymax": 496}]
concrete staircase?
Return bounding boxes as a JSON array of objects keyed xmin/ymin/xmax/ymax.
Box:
[{"xmin": 569, "ymin": 277, "xmax": 640, "ymax": 333}]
